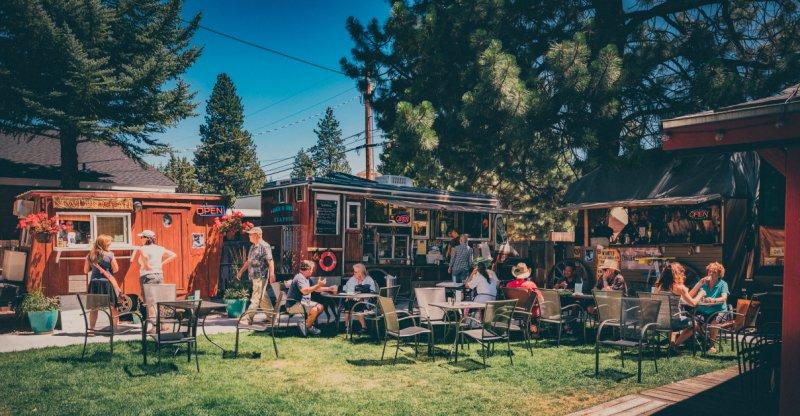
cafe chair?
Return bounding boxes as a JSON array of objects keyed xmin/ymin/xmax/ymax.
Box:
[
  {"xmin": 357, "ymin": 284, "xmax": 400, "ymax": 340},
  {"xmin": 595, "ymin": 297, "xmax": 661, "ymax": 383},
  {"xmin": 76, "ymin": 293, "xmax": 143, "ymax": 359},
  {"xmin": 452, "ymin": 299, "xmax": 517, "ymax": 367},
  {"xmin": 638, "ymin": 292, "xmax": 696, "ymax": 358},
  {"xmin": 413, "ymin": 287, "xmax": 455, "ymax": 345},
  {"xmin": 142, "ymin": 300, "xmax": 202, "ymax": 372},
  {"xmin": 142, "ymin": 284, "xmax": 177, "ymax": 327},
  {"xmin": 500, "ymin": 287, "xmax": 537, "ymax": 355},
  {"xmin": 378, "ymin": 296, "xmax": 432, "ymax": 365},
  {"xmin": 735, "ymin": 323, "xmax": 781, "ymax": 412},
  {"xmin": 539, "ymin": 289, "xmax": 585, "ymax": 346},
  {"xmin": 706, "ymin": 298, "xmax": 760, "ymax": 353},
  {"xmin": 234, "ymin": 284, "xmax": 283, "ymax": 358},
  {"xmin": 311, "ymin": 276, "xmax": 341, "ymax": 323}
]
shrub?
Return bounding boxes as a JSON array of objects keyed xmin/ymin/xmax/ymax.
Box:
[{"xmin": 19, "ymin": 290, "xmax": 60, "ymax": 313}]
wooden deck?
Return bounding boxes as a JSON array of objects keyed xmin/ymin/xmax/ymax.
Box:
[{"xmin": 567, "ymin": 366, "xmax": 763, "ymax": 416}]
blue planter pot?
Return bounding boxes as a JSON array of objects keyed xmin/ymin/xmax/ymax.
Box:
[
  {"xmin": 28, "ymin": 310, "xmax": 58, "ymax": 334},
  {"xmin": 224, "ymin": 299, "xmax": 248, "ymax": 318}
]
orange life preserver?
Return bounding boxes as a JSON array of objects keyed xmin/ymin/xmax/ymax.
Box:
[{"xmin": 318, "ymin": 250, "xmax": 337, "ymax": 272}]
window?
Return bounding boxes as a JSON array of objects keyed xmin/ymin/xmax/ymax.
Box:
[
  {"xmin": 277, "ymin": 189, "xmax": 287, "ymax": 203},
  {"xmin": 463, "ymin": 212, "xmax": 490, "ymax": 240},
  {"xmin": 494, "ymin": 215, "xmax": 507, "ymax": 244},
  {"xmin": 412, "ymin": 209, "xmax": 429, "ymax": 239},
  {"xmin": 347, "ymin": 202, "xmax": 361, "ymax": 230},
  {"xmin": 295, "ymin": 187, "xmax": 305, "ymax": 202},
  {"xmin": 435, "ymin": 211, "xmax": 457, "ymax": 239},
  {"xmin": 55, "ymin": 213, "xmax": 131, "ymax": 248},
  {"xmin": 365, "ymin": 199, "xmax": 390, "ymax": 224},
  {"xmin": 314, "ymin": 193, "xmax": 340, "ymax": 235}
]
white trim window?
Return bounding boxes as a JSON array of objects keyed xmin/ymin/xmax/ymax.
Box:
[
  {"xmin": 55, "ymin": 212, "xmax": 132, "ymax": 248},
  {"xmin": 295, "ymin": 187, "xmax": 305, "ymax": 202},
  {"xmin": 346, "ymin": 202, "xmax": 361, "ymax": 230},
  {"xmin": 277, "ymin": 188, "xmax": 287, "ymax": 203}
]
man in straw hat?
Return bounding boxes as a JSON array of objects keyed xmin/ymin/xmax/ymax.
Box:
[
  {"xmin": 506, "ymin": 262, "xmax": 544, "ymax": 334},
  {"xmin": 595, "ymin": 258, "xmax": 627, "ymax": 295}
]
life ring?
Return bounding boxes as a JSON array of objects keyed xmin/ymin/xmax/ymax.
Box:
[{"xmin": 318, "ymin": 251, "xmax": 337, "ymax": 272}]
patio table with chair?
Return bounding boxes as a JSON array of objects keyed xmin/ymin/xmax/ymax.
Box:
[{"xmin": 319, "ymin": 292, "xmax": 380, "ymax": 335}]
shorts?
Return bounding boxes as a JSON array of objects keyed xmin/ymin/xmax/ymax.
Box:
[
  {"xmin": 286, "ymin": 300, "xmax": 319, "ymax": 315},
  {"xmin": 670, "ymin": 315, "xmax": 694, "ymax": 330},
  {"xmin": 140, "ymin": 273, "xmax": 164, "ymax": 286},
  {"xmin": 697, "ymin": 311, "xmax": 732, "ymax": 325}
]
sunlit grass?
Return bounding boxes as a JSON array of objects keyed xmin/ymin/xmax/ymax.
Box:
[{"xmin": 0, "ymin": 327, "xmax": 735, "ymax": 416}]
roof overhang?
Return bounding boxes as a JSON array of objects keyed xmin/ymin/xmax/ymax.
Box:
[
  {"xmin": 560, "ymin": 194, "xmax": 722, "ymax": 211},
  {"xmin": 370, "ymin": 198, "xmax": 515, "ymax": 214}
]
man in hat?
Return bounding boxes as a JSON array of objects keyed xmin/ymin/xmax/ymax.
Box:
[
  {"xmin": 506, "ymin": 262, "xmax": 543, "ymax": 333},
  {"xmin": 237, "ymin": 227, "xmax": 275, "ymax": 321},
  {"xmin": 596, "ymin": 259, "xmax": 627, "ymax": 294}
]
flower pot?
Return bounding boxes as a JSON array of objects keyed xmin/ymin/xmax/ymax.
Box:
[
  {"xmin": 34, "ymin": 232, "xmax": 53, "ymax": 244},
  {"xmin": 224, "ymin": 230, "xmax": 238, "ymax": 241},
  {"xmin": 28, "ymin": 310, "xmax": 58, "ymax": 334},
  {"xmin": 224, "ymin": 298, "xmax": 248, "ymax": 318}
]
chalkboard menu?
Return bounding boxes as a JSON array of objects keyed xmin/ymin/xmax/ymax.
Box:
[{"xmin": 315, "ymin": 196, "xmax": 339, "ymax": 235}]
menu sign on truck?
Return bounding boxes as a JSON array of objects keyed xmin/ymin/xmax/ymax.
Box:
[{"xmin": 315, "ymin": 194, "xmax": 339, "ymax": 235}]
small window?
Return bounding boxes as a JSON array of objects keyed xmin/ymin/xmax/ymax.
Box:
[
  {"xmin": 412, "ymin": 209, "xmax": 429, "ymax": 239},
  {"xmin": 277, "ymin": 189, "xmax": 287, "ymax": 203},
  {"xmin": 347, "ymin": 202, "xmax": 361, "ymax": 230},
  {"xmin": 295, "ymin": 187, "xmax": 305, "ymax": 202},
  {"xmin": 97, "ymin": 215, "xmax": 130, "ymax": 243},
  {"xmin": 161, "ymin": 213, "xmax": 173, "ymax": 228},
  {"xmin": 57, "ymin": 214, "xmax": 91, "ymax": 247}
]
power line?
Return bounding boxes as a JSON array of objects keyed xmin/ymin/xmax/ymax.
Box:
[
  {"xmin": 186, "ymin": 19, "xmax": 346, "ymax": 76},
  {"xmin": 245, "ymin": 74, "xmax": 339, "ymax": 118},
  {"xmin": 265, "ymin": 142, "xmax": 387, "ymax": 177},
  {"xmin": 251, "ymin": 90, "xmax": 358, "ymax": 136}
]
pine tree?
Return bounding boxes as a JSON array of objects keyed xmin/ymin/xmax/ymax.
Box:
[
  {"xmin": 310, "ymin": 108, "xmax": 350, "ymax": 175},
  {"xmin": 291, "ymin": 148, "xmax": 316, "ymax": 178},
  {"xmin": 194, "ymin": 73, "xmax": 266, "ymax": 204},
  {"xmin": 0, "ymin": 0, "xmax": 200, "ymax": 188},
  {"xmin": 160, "ymin": 153, "xmax": 200, "ymax": 193}
]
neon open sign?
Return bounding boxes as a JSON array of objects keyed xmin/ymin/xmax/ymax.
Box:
[{"xmin": 196, "ymin": 205, "xmax": 226, "ymax": 217}]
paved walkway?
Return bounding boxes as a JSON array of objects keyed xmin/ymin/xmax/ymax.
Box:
[{"xmin": 567, "ymin": 367, "xmax": 746, "ymax": 416}]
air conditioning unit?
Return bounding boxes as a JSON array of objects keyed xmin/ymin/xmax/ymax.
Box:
[
  {"xmin": 12, "ymin": 199, "xmax": 34, "ymax": 217},
  {"xmin": 1, "ymin": 250, "xmax": 26, "ymax": 282},
  {"xmin": 375, "ymin": 175, "xmax": 414, "ymax": 187}
]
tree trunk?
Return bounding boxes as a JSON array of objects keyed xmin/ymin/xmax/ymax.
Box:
[{"xmin": 60, "ymin": 128, "xmax": 80, "ymax": 189}]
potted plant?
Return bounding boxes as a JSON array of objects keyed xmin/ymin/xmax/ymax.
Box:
[
  {"xmin": 214, "ymin": 210, "xmax": 254, "ymax": 240},
  {"xmin": 20, "ymin": 290, "xmax": 60, "ymax": 334},
  {"xmin": 17, "ymin": 213, "xmax": 61, "ymax": 243},
  {"xmin": 223, "ymin": 285, "xmax": 250, "ymax": 318}
]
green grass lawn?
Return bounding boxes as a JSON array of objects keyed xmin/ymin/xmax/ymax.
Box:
[{"xmin": 0, "ymin": 327, "xmax": 735, "ymax": 416}]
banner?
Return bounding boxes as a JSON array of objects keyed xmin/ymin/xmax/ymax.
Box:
[
  {"xmin": 53, "ymin": 196, "xmax": 132, "ymax": 211},
  {"xmin": 759, "ymin": 226, "xmax": 784, "ymax": 266}
]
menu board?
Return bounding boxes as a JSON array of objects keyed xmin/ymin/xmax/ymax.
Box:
[{"xmin": 315, "ymin": 195, "xmax": 339, "ymax": 235}]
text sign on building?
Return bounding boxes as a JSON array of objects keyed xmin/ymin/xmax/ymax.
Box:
[
  {"xmin": 271, "ymin": 204, "xmax": 294, "ymax": 224},
  {"xmin": 196, "ymin": 205, "xmax": 226, "ymax": 217},
  {"xmin": 52, "ymin": 196, "xmax": 133, "ymax": 211}
]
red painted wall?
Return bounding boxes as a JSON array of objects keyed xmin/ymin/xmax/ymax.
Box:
[{"xmin": 781, "ymin": 147, "xmax": 800, "ymax": 415}]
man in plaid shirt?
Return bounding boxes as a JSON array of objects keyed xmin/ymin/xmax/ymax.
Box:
[{"xmin": 448, "ymin": 234, "xmax": 473, "ymax": 283}]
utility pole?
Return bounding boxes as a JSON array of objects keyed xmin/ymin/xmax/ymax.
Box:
[{"xmin": 364, "ymin": 72, "xmax": 374, "ymax": 180}]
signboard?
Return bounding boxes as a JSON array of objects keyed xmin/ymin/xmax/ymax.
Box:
[
  {"xmin": 596, "ymin": 248, "xmax": 621, "ymax": 280},
  {"xmin": 391, "ymin": 210, "xmax": 411, "ymax": 224},
  {"xmin": 52, "ymin": 196, "xmax": 132, "ymax": 211},
  {"xmin": 619, "ymin": 246, "xmax": 663, "ymax": 270},
  {"xmin": 315, "ymin": 194, "xmax": 339, "ymax": 235},
  {"xmin": 688, "ymin": 208, "xmax": 710, "ymax": 220},
  {"xmin": 196, "ymin": 205, "xmax": 226, "ymax": 217},
  {"xmin": 271, "ymin": 203, "xmax": 295, "ymax": 224},
  {"xmin": 760, "ymin": 226, "xmax": 784, "ymax": 266}
]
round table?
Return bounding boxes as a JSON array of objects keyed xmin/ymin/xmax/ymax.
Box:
[{"xmin": 320, "ymin": 292, "xmax": 380, "ymax": 333}]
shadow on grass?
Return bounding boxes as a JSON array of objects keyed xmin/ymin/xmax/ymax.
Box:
[
  {"xmin": 46, "ymin": 351, "xmax": 114, "ymax": 364},
  {"xmin": 583, "ymin": 368, "xmax": 635, "ymax": 382},
  {"xmin": 346, "ymin": 357, "xmax": 416, "ymax": 366},
  {"xmin": 123, "ymin": 362, "xmax": 180, "ymax": 377},
  {"xmin": 443, "ymin": 358, "xmax": 488, "ymax": 372}
]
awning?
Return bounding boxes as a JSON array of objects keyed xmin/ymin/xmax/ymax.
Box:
[
  {"xmin": 371, "ymin": 198, "xmax": 515, "ymax": 214},
  {"xmin": 561, "ymin": 194, "xmax": 722, "ymax": 211}
]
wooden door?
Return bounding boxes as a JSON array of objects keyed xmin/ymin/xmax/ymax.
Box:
[
  {"xmin": 148, "ymin": 209, "xmax": 187, "ymax": 294},
  {"xmin": 344, "ymin": 201, "xmax": 363, "ymax": 263}
]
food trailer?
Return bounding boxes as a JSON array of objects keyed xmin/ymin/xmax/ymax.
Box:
[
  {"xmin": 10, "ymin": 190, "xmax": 224, "ymax": 303},
  {"xmin": 560, "ymin": 151, "xmax": 759, "ymax": 294},
  {"xmin": 260, "ymin": 173, "xmax": 513, "ymax": 287}
]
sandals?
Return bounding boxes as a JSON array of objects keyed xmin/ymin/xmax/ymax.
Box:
[{"xmin": 86, "ymin": 329, "xmax": 95, "ymax": 337}]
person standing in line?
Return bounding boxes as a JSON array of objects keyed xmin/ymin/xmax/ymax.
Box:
[
  {"xmin": 132, "ymin": 230, "xmax": 177, "ymax": 329},
  {"xmin": 83, "ymin": 234, "xmax": 121, "ymax": 334},
  {"xmin": 237, "ymin": 227, "xmax": 275, "ymax": 323},
  {"xmin": 448, "ymin": 234, "xmax": 473, "ymax": 283}
]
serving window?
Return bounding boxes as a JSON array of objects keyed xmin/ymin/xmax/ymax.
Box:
[
  {"xmin": 56, "ymin": 212, "xmax": 131, "ymax": 248},
  {"xmin": 412, "ymin": 209, "xmax": 429, "ymax": 238},
  {"xmin": 434, "ymin": 211, "xmax": 490, "ymax": 240}
]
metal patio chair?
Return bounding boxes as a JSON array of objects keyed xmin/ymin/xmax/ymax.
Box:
[
  {"xmin": 500, "ymin": 287, "xmax": 537, "ymax": 354},
  {"xmin": 413, "ymin": 287, "xmax": 455, "ymax": 344},
  {"xmin": 707, "ymin": 298, "xmax": 760, "ymax": 353},
  {"xmin": 595, "ymin": 297, "xmax": 661, "ymax": 382},
  {"xmin": 142, "ymin": 300, "xmax": 202, "ymax": 372},
  {"xmin": 539, "ymin": 289, "xmax": 585, "ymax": 346},
  {"xmin": 234, "ymin": 283, "xmax": 284, "ymax": 358},
  {"xmin": 453, "ymin": 299, "xmax": 517, "ymax": 366},
  {"xmin": 378, "ymin": 296, "xmax": 432, "ymax": 365},
  {"xmin": 76, "ymin": 293, "xmax": 143, "ymax": 359}
]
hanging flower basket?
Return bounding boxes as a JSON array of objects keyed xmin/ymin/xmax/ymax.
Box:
[
  {"xmin": 35, "ymin": 232, "xmax": 53, "ymax": 244},
  {"xmin": 18, "ymin": 213, "xmax": 60, "ymax": 244},
  {"xmin": 214, "ymin": 210, "xmax": 254, "ymax": 240}
]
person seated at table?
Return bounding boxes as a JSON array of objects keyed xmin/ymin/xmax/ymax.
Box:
[
  {"xmin": 551, "ymin": 264, "xmax": 577, "ymax": 290},
  {"xmin": 342, "ymin": 263, "xmax": 377, "ymax": 334},
  {"xmin": 655, "ymin": 262, "xmax": 706, "ymax": 352},
  {"xmin": 286, "ymin": 260, "xmax": 337, "ymax": 336},
  {"xmin": 695, "ymin": 262, "xmax": 730, "ymax": 353},
  {"xmin": 595, "ymin": 259, "xmax": 627, "ymax": 295},
  {"xmin": 507, "ymin": 262, "xmax": 544, "ymax": 333},
  {"xmin": 465, "ymin": 257, "xmax": 499, "ymax": 303}
]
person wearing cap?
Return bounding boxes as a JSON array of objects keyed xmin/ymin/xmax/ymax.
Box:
[
  {"xmin": 237, "ymin": 227, "xmax": 275, "ymax": 321},
  {"xmin": 595, "ymin": 259, "xmax": 627, "ymax": 294},
  {"xmin": 132, "ymin": 230, "xmax": 177, "ymax": 328},
  {"xmin": 465, "ymin": 257, "xmax": 499, "ymax": 303}
]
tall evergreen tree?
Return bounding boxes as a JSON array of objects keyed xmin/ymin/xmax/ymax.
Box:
[
  {"xmin": 194, "ymin": 73, "xmax": 265, "ymax": 204},
  {"xmin": 310, "ymin": 108, "xmax": 351, "ymax": 175},
  {"xmin": 0, "ymin": 0, "xmax": 200, "ymax": 188},
  {"xmin": 160, "ymin": 153, "xmax": 200, "ymax": 193},
  {"xmin": 291, "ymin": 148, "xmax": 316, "ymax": 178},
  {"xmin": 342, "ymin": 0, "xmax": 800, "ymax": 237}
]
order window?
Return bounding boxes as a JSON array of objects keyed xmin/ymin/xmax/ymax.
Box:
[{"xmin": 55, "ymin": 213, "xmax": 131, "ymax": 247}]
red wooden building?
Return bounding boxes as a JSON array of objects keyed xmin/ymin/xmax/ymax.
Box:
[
  {"xmin": 12, "ymin": 190, "xmax": 224, "ymax": 302},
  {"xmin": 661, "ymin": 84, "xmax": 799, "ymax": 415}
]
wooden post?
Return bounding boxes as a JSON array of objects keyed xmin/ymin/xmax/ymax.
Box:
[
  {"xmin": 583, "ymin": 210, "xmax": 590, "ymax": 247},
  {"xmin": 781, "ymin": 147, "xmax": 800, "ymax": 415},
  {"xmin": 364, "ymin": 74, "xmax": 374, "ymax": 180}
]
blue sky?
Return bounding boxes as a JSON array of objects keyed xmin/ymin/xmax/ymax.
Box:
[{"xmin": 150, "ymin": 0, "xmax": 390, "ymax": 179}]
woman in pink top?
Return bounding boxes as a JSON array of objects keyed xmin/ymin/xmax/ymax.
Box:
[{"xmin": 506, "ymin": 263, "xmax": 543, "ymax": 333}]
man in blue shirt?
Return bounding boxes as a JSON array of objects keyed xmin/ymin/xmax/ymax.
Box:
[{"xmin": 286, "ymin": 260, "xmax": 336, "ymax": 336}]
